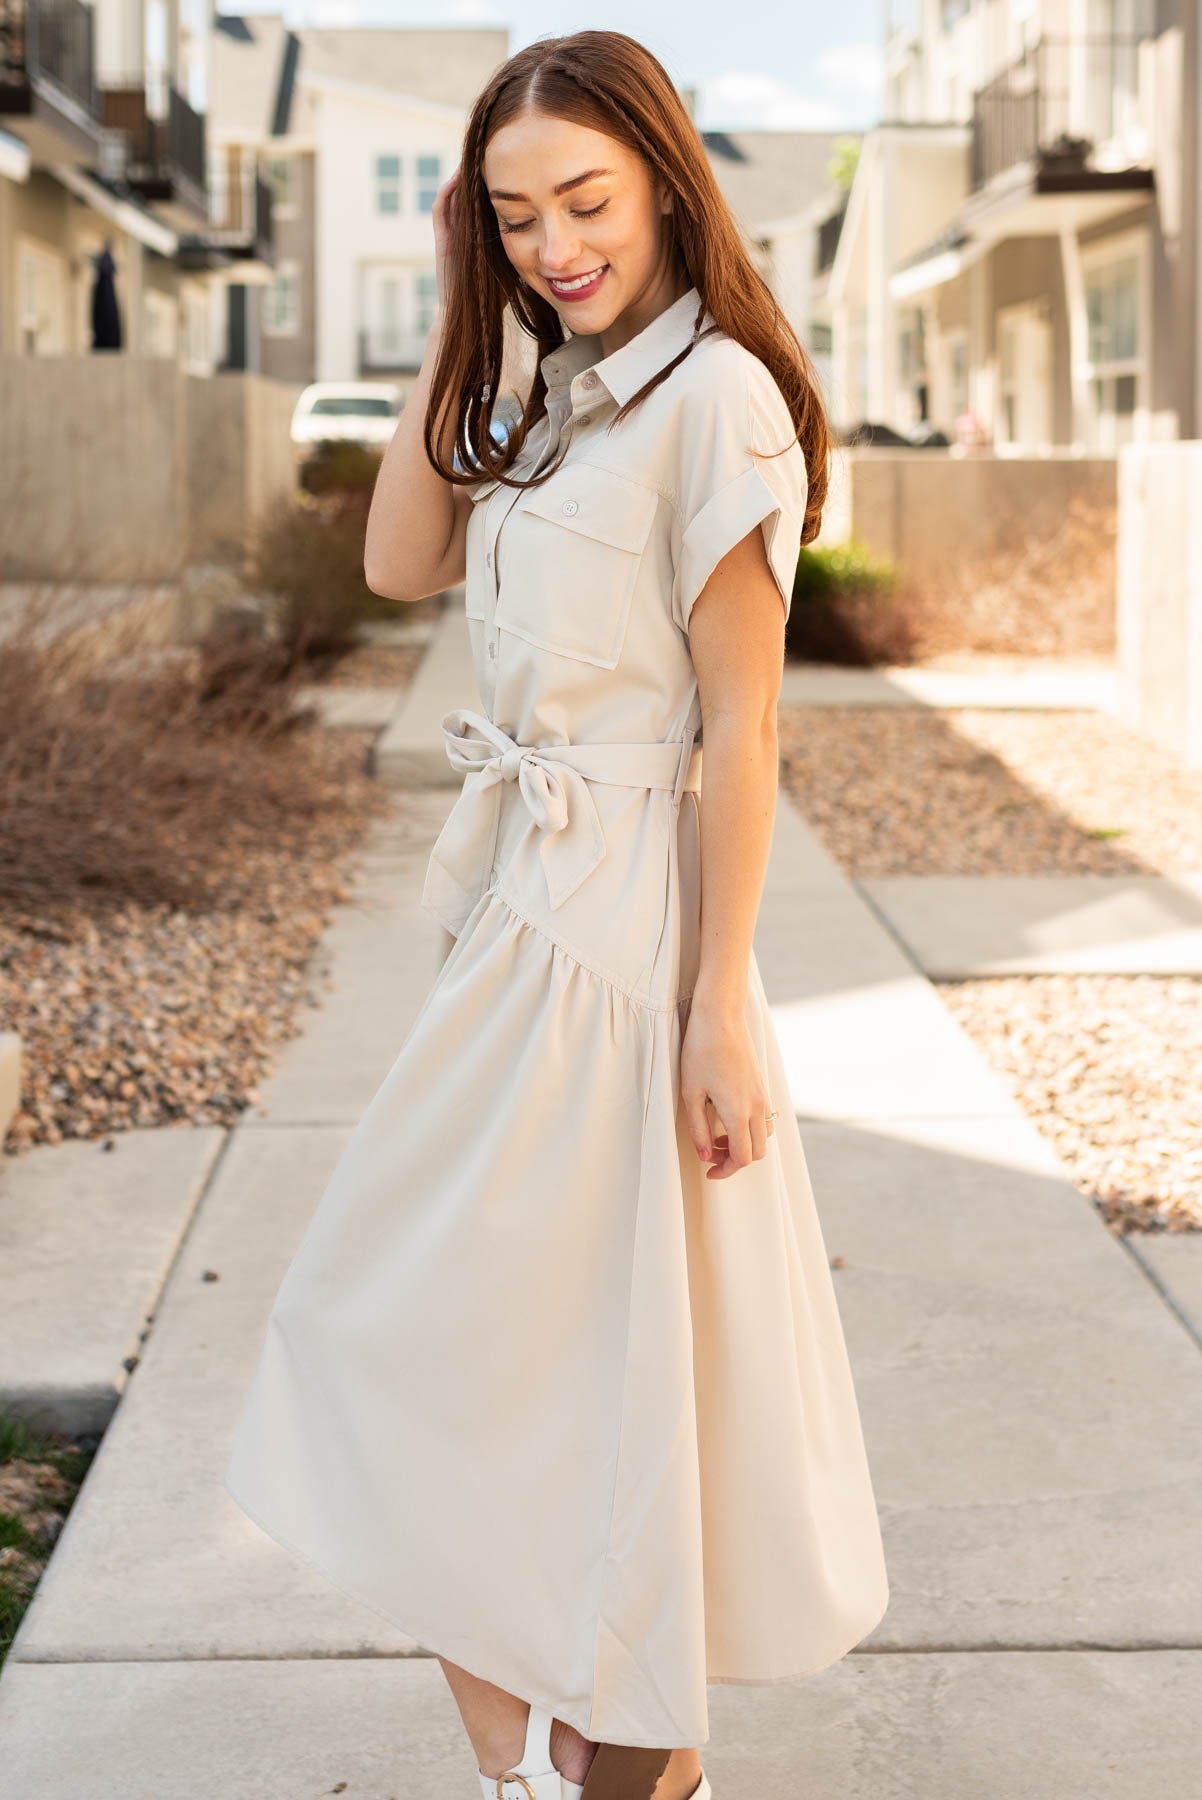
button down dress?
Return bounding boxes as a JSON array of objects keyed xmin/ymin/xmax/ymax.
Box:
[{"xmin": 223, "ymin": 285, "xmax": 890, "ymax": 1749}]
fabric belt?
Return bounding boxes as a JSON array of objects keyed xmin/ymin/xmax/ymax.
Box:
[{"xmin": 420, "ymin": 706, "xmax": 702, "ymax": 938}]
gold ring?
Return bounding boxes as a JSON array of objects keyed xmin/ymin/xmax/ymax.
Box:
[{"xmin": 766, "ymin": 1110, "xmax": 778, "ymax": 1122}]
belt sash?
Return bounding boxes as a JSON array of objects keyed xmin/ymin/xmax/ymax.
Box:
[{"xmin": 421, "ymin": 707, "xmax": 703, "ymax": 938}]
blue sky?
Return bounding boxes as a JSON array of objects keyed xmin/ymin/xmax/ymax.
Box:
[{"xmin": 228, "ymin": 1, "xmax": 886, "ymax": 133}]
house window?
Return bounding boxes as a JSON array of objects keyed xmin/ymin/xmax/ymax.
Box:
[
  {"xmin": 263, "ymin": 155, "xmax": 298, "ymax": 216},
  {"xmin": 143, "ymin": 289, "xmax": 178, "ymax": 357},
  {"xmin": 375, "ymin": 154, "xmax": 402, "ymax": 214},
  {"xmin": 996, "ymin": 300, "xmax": 1052, "ymax": 451},
  {"xmin": 378, "ymin": 276, "xmax": 402, "ymax": 355},
  {"xmin": 945, "ymin": 328, "xmax": 969, "ymax": 421},
  {"xmin": 415, "ymin": 270, "xmax": 438, "ymax": 332},
  {"xmin": 179, "ymin": 285, "xmax": 209, "ymax": 374},
  {"xmin": 416, "ymin": 154, "xmax": 441, "ymax": 213},
  {"xmin": 1083, "ymin": 241, "xmax": 1144, "ymax": 449},
  {"xmin": 263, "ymin": 260, "xmax": 300, "ymax": 336},
  {"xmin": 17, "ymin": 239, "xmax": 68, "ymax": 353},
  {"xmin": 898, "ymin": 304, "xmax": 929, "ymax": 423}
]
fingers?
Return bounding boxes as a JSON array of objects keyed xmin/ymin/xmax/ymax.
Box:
[
  {"xmin": 702, "ymin": 1100, "xmax": 776, "ymax": 1181},
  {"xmin": 683, "ymin": 1088, "xmax": 713, "ymax": 1165},
  {"xmin": 748, "ymin": 1112, "xmax": 767, "ymax": 1163}
]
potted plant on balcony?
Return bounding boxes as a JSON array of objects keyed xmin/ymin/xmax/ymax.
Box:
[{"xmin": 1037, "ymin": 132, "xmax": 1092, "ymax": 176}]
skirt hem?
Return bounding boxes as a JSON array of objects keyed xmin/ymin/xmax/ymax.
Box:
[
  {"xmin": 222, "ymin": 1467, "xmax": 888, "ymax": 1748},
  {"xmin": 222, "ymin": 1467, "xmax": 685, "ymax": 1747}
]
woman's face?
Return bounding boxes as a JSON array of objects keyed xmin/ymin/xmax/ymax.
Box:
[{"xmin": 482, "ymin": 110, "xmax": 674, "ymax": 336}]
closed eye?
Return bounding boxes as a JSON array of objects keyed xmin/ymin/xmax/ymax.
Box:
[{"xmin": 499, "ymin": 201, "xmax": 609, "ymax": 235}]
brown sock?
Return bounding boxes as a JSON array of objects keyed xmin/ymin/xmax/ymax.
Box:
[{"xmin": 579, "ymin": 1742, "xmax": 673, "ymax": 1800}]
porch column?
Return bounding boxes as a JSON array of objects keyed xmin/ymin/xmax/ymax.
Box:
[
  {"xmin": 866, "ymin": 132, "xmax": 897, "ymax": 423},
  {"xmin": 1060, "ymin": 223, "xmax": 1090, "ymax": 451}
]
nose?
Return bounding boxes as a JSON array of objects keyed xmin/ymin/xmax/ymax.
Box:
[{"xmin": 540, "ymin": 222, "xmax": 585, "ymax": 273}]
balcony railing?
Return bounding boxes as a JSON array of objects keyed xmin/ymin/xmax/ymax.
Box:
[
  {"xmin": 972, "ymin": 34, "xmax": 1150, "ymax": 191},
  {"xmin": 168, "ymin": 83, "xmax": 205, "ymax": 195},
  {"xmin": 0, "ymin": 0, "xmax": 95, "ymax": 116},
  {"xmin": 207, "ymin": 166, "xmax": 274, "ymax": 252},
  {"xmin": 101, "ymin": 79, "xmax": 206, "ymax": 201}
]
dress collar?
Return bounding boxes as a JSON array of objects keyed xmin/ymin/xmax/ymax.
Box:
[{"xmin": 538, "ymin": 284, "xmax": 712, "ymax": 408}]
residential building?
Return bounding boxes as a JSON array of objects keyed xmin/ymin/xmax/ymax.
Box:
[
  {"xmin": 822, "ymin": 0, "xmax": 1200, "ymax": 450},
  {"xmin": 700, "ymin": 122, "xmax": 855, "ymax": 402},
  {"xmin": 206, "ymin": 19, "xmax": 507, "ymax": 384},
  {"xmin": 203, "ymin": 33, "xmax": 844, "ymax": 395},
  {"xmin": 0, "ymin": 0, "xmax": 272, "ymax": 365}
]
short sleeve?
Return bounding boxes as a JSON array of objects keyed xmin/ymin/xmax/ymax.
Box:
[{"xmin": 671, "ymin": 347, "xmax": 808, "ymax": 632}]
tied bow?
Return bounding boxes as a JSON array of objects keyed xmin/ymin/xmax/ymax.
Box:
[{"xmin": 421, "ymin": 708, "xmax": 607, "ymax": 938}]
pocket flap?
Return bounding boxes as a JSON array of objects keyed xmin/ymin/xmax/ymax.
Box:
[{"xmin": 515, "ymin": 462, "xmax": 658, "ymax": 554}]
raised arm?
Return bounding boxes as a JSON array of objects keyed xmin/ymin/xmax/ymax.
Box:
[{"xmin": 364, "ymin": 167, "xmax": 473, "ymax": 602}]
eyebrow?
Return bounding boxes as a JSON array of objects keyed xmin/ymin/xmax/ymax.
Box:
[{"xmin": 487, "ymin": 167, "xmax": 616, "ymax": 203}]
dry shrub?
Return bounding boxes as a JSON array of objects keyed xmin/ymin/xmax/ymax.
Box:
[
  {"xmin": 900, "ymin": 494, "xmax": 1117, "ymax": 659},
  {"xmin": 249, "ymin": 488, "xmax": 379, "ymax": 668},
  {"xmin": 0, "ymin": 589, "xmax": 384, "ymax": 922},
  {"xmin": 300, "ymin": 441, "xmax": 385, "ymax": 495}
]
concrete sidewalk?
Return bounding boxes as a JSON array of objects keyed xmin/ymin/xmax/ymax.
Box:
[
  {"xmin": 778, "ymin": 654, "xmax": 1120, "ymax": 714},
  {"xmin": 2, "ymin": 607, "xmax": 1200, "ymax": 1796}
]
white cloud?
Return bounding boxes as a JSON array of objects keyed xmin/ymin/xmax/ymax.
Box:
[
  {"xmin": 698, "ymin": 71, "xmax": 852, "ymax": 132},
  {"xmin": 815, "ymin": 43, "xmax": 884, "ymax": 99}
]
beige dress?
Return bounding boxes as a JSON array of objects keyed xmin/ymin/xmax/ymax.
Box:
[{"xmin": 223, "ymin": 284, "xmax": 889, "ymax": 1749}]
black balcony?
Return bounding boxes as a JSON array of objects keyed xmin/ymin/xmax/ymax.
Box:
[
  {"xmin": 0, "ymin": 0, "xmax": 102, "ymax": 157},
  {"xmin": 100, "ymin": 78, "xmax": 207, "ymax": 223},
  {"xmin": 176, "ymin": 163, "xmax": 274, "ymax": 273},
  {"xmin": 971, "ymin": 35, "xmax": 1151, "ymax": 191}
]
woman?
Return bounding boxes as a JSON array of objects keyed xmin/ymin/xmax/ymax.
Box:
[{"xmin": 224, "ymin": 30, "xmax": 889, "ymax": 1800}]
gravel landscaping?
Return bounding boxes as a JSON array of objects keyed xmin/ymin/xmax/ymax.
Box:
[
  {"xmin": 778, "ymin": 705, "xmax": 1202, "ymax": 875},
  {"xmin": 940, "ymin": 974, "xmax": 1201, "ymax": 1234},
  {"xmin": 1, "ymin": 727, "xmax": 394, "ymax": 1152},
  {"xmin": 778, "ymin": 703, "xmax": 1202, "ymax": 1234}
]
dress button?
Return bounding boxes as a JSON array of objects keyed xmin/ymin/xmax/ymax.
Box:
[
  {"xmin": 488, "ymin": 640, "xmax": 497, "ymax": 659},
  {"xmin": 577, "ymin": 413, "xmax": 592, "ymax": 427},
  {"xmin": 582, "ymin": 371, "xmax": 598, "ymax": 388},
  {"xmin": 561, "ymin": 499, "xmax": 579, "ymax": 516},
  {"xmin": 485, "ymin": 550, "xmax": 492, "ymax": 567}
]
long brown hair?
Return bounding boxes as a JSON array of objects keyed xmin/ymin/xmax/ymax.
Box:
[{"xmin": 426, "ymin": 29, "xmax": 830, "ymax": 544}]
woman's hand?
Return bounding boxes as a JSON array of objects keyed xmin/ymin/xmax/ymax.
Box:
[
  {"xmin": 431, "ymin": 164, "xmax": 463, "ymax": 315},
  {"xmin": 681, "ymin": 1002, "xmax": 776, "ymax": 1179}
]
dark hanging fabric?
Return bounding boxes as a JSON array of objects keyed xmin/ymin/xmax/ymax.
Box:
[{"xmin": 90, "ymin": 243, "xmax": 122, "ymax": 351}]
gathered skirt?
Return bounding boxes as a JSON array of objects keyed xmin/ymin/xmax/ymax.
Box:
[{"xmin": 224, "ymin": 856, "xmax": 889, "ymax": 1747}]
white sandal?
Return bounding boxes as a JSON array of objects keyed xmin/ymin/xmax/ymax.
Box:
[{"xmin": 477, "ymin": 1699, "xmax": 586, "ymax": 1800}]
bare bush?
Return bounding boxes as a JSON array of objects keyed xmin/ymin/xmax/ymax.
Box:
[
  {"xmin": 899, "ymin": 494, "xmax": 1116, "ymax": 659},
  {"xmin": 248, "ymin": 489, "xmax": 378, "ymax": 668},
  {"xmin": 299, "ymin": 441, "xmax": 384, "ymax": 495},
  {"xmin": 0, "ymin": 588, "xmax": 387, "ymax": 922}
]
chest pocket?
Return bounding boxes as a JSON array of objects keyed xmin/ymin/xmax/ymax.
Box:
[
  {"xmin": 496, "ymin": 462, "xmax": 659, "ymax": 669},
  {"xmin": 463, "ymin": 477, "xmax": 502, "ymax": 622}
]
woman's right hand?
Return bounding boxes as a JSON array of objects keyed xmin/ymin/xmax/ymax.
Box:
[{"xmin": 432, "ymin": 164, "xmax": 463, "ymax": 317}]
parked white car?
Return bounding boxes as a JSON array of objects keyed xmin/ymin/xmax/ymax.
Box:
[{"xmin": 290, "ymin": 382, "xmax": 403, "ymax": 458}]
